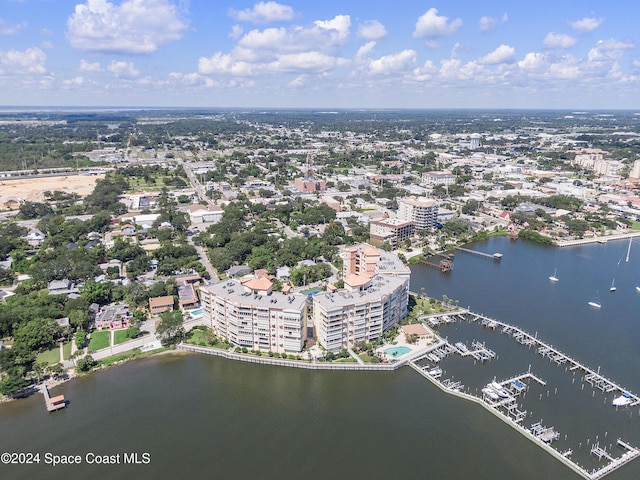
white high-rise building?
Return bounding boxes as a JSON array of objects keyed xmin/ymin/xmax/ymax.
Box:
[
  {"xmin": 398, "ymin": 197, "xmax": 438, "ymax": 230},
  {"xmin": 313, "ymin": 244, "xmax": 410, "ymax": 352},
  {"xmin": 200, "ymin": 277, "xmax": 307, "ymax": 353},
  {"xmin": 470, "ymin": 133, "xmax": 481, "ymax": 149},
  {"xmin": 629, "ymin": 160, "xmax": 640, "ymax": 180}
]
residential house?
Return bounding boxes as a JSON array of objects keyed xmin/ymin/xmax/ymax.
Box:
[
  {"xmin": 95, "ymin": 304, "xmax": 131, "ymax": 330},
  {"xmin": 149, "ymin": 295, "xmax": 175, "ymax": 315}
]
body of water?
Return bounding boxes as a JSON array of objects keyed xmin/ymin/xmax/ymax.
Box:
[{"xmin": 2, "ymin": 237, "xmax": 640, "ymax": 480}]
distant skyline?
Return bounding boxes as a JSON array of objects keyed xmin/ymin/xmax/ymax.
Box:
[{"xmin": 0, "ymin": 1, "xmax": 639, "ymax": 110}]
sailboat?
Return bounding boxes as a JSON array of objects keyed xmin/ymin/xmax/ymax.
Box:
[
  {"xmin": 549, "ymin": 268, "xmax": 559, "ymax": 282},
  {"xmin": 610, "ymin": 278, "xmax": 616, "ymax": 292},
  {"xmin": 626, "ymin": 237, "xmax": 632, "ymax": 263},
  {"xmin": 588, "ymin": 291, "xmax": 601, "ymax": 309}
]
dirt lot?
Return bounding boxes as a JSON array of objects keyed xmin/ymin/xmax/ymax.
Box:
[{"xmin": 0, "ymin": 174, "xmax": 104, "ymax": 210}]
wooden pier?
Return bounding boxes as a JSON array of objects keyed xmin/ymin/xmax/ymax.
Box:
[
  {"xmin": 418, "ymin": 258, "xmax": 453, "ymax": 272},
  {"xmin": 41, "ymin": 384, "xmax": 66, "ymax": 412},
  {"xmin": 455, "ymin": 246, "xmax": 503, "ymax": 260}
]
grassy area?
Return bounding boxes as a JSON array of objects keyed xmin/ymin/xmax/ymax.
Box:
[
  {"xmin": 88, "ymin": 330, "xmax": 111, "ymax": 352},
  {"xmin": 185, "ymin": 329, "xmax": 230, "ymax": 349},
  {"xmin": 93, "ymin": 347, "xmax": 171, "ymax": 368},
  {"xmin": 630, "ymin": 221, "xmax": 640, "ymax": 231},
  {"xmin": 36, "ymin": 347, "xmax": 60, "ymax": 365},
  {"xmin": 62, "ymin": 341, "xmax": 72, "ymax": 360},
  {"xmin": 336, "ymin": 357, "xmax": 357, "ymax": 363},
  {"xmin": 359, "ymin": 353, "xmax": 378, "ymax": 363},
  {"xmin": 114, "ymin": 328, "xmax": 137, "ymax": 345}
]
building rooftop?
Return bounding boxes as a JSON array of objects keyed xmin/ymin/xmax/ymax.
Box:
[
  {"xmin": 203, "ymin": 279, "xmax": 306, "ymax": 311},
  {"xmin": 149, "ymin": 295, "xmax": 175, "ymax": 308},
  {"xmin": 314, "ymin": 274, "xmax": 407, "ymax": 310}
]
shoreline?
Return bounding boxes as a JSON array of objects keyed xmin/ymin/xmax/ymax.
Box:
[{"xmin": 554, "ymin": 231, "xmax": 640, "ymax": 247}]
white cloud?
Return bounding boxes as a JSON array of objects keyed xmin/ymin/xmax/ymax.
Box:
[
  {"xmin": 543, "ymin": 32, "xmax": 578, "ymax": 49},
  {"xmin": 288, "ymin": 74, "xmax": 307, "ymax": 87},
  {"xmin": 0, "ymin": 18, "xmax": 27, "ymax": 35},
  {"xmin": 478, "ymin": 44, "xmax": 515, "ymax": 65},
  {"xmin": 107, "ymin": 60, "xmax": 140, "ymax": 78},
  {"xmin": 356, "ymin": 41, "xmax": 376, "ymax": 58},
  {"xmin": 368, "ymin": 49, "xmax": 416, "ymax": 75},
  {"xmin": 198, "ymin": 52, "xmax": 256, "ymax": 76},
  {"xmin": 236, "ymin": 14, "xmax": 351, "ymax": 57},
  {"xmin": 63, "ymin": 76, "xmax": 84, "ymax": 86},
  {"xmin": 413, "ymin": 8, "xmax": 462, "ymax": 39},
  {"xmin": 569, "ymin": 17, "xmax": 603, "ymax": 33},
  {"xmin": 586, "ymin": 39, "xmax": 634, "ymax": 76},
  {"xmin": 314, "ymin": 15, "xmax": 350, "ymax": 44},
  {"xmin": 229, "ymin": 2, "xmax": 295, "ymax": 24},
  {"xmin": 67, "ymin": 0, "xmax": 188, "ymax": 54},
  {"xmin": 169, "ymin": 72, "xmax": 202, "ymax": 85},
  {"xmin": 412, "ymin": 60, "xmax": 437, "ymax": 81},
  {"xmin": 518, "ymin": 52, "xmax": 547, "ymax": 71},
  {"xmin": 269, "ymin": 52, "xmax": 343, "ymax": 73},
  {"xmin": 548, "ymin": 61, "xmax": 580, "ymax": 79},
  {"xmin": 79, "ymin": 59, "xmax": 101, "ymax": 72},
  {"xmin": 478, "ymin": 13, "xmax": 507, "ymax": 33},
  {"xmin": 0, "ymin": 47, "xmax": 46, "ymax": 74},
  {"xmin": 358, "ymin": 20, "xmax": 386, "ymax": 41},
  {"xmin": 229, "ymin": 25, "xmax": 244, "ymax": 39}
]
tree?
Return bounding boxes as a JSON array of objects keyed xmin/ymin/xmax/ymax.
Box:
[
  {"xmin": 156, "ymin": 310, "xmax": 185, "ymax": 347},
  {"xmin": 76, "ymin": 355, "xmax": 97, "ymax": 372}
]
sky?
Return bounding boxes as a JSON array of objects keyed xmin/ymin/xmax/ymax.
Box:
[{"xmin": 0, "ymin": 0, "xmax": 639, "ymax": 109}]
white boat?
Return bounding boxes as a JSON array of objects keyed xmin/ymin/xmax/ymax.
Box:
[
  {"xmin": 482, "ymin": 387, "xmax": 500, "ymax": 401},
  {"xmin": 636, "ymin": 286, "xmax": 640, "ymax": 293},
  {"xmin": 588, "ymin": 291, "xmax": 601, "ymax": 309},
  {"xmin": 612, "ymin": 392, "xmax": 633, "ymax": 407},
  {"xmin": 428, "ymin": 367, "xmax": 442, "ymax": 378},
  {"xmin": 626, "ymin": 238, "xmax": 632, "ymax": 263},
  {"xmin": 454, "ymin": 342, "xmax": 468, "ymax": 353},
  {"xmin": 549, "ymin": 268, "xmax": 559, "ymax": 282},
  {"xmin": 610, "ymin": 278, "xmax": 616, "ymax": 292},
  {"xmin": 490, "ymin": 381, "xmax": 511, "ymax": 398}
]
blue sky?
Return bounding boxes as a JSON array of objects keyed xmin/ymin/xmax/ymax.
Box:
[{"xmin": 0, "ymin": 0, "xmax": 639, "ymax": 109}]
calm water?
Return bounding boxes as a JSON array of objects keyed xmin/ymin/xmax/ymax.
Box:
[{"xmin": 2, "ymin": 237, "xmax": 640, "ymax": 480}]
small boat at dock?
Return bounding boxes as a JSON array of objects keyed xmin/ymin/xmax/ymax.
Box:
[{"xmin": 612, "ymin": 392, "xmax": 633, "ymax": 407}]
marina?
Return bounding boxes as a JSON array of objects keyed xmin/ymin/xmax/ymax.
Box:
[{"xmin": 408, "ymin": 307, "xmax": 640, "ymax": 480}]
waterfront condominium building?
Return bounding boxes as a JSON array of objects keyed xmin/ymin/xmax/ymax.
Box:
[
  {"xmin": 313, "ymin": 244, "xmax": 410, "ymax": 352},
  {"xmin": 369, "ymin": 218, "xmax": 415, "ymax": 248},
  {"xmin": 200, "ymin": 277, "xmax": 307, "ymax": 353},
  {"xmin": 397, "ymin": 197, "xmax": 439, "ymax": 230}
]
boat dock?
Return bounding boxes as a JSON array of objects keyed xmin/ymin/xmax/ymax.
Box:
[
  {"xmin": 468, "ymin": 311, "xmax": 640, "ymax": 406},
  {"xmin": 411, "ymin": 308, "xmax": 640, "ymax": 479},
  {"xmin": 417, "ymin": 258, "xmax": 453, "ymax": 272},
  {"xmin": 41, "ymin": 384, "xmax": 66, "ymax": 412},
  {"xmin": 454, "ymin": 246, "xmax": 503, "ymax": 260}
]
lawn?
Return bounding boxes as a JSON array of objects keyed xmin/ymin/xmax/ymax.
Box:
[
  {"xmin": 88, "ymin": 330, "xmax": 111, "ymax": 352},
  {"xmin": 36, "ymin": 347, "xmax": 60, "ymax": 365},
  {"xmin": 62, "ymin": 341, "xmax": 72, "ymax": 360},
  {"xmin": 114, "ymin": 329, "xmax": 136, "ymax": 345},
  {"xmin": 630, "ymin": 221, "xmax": 640, "ymax": 231}
]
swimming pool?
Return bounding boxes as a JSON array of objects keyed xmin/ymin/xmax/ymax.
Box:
[
  {"xmin": 384, "ymin": 346, "xmax": 412, "ymax": 357},
  {"xmin": 190, "ymin": 308, "xmax": 203, "ymax": 317}
]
